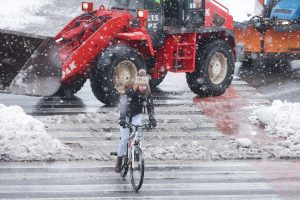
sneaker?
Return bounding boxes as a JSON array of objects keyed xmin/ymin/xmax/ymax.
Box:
[{"xmin": 114, "ymin": 156, "xmax": 122, "ymax": 173}]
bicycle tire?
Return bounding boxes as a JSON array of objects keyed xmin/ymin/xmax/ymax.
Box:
[{"xmin": 130, "ymin": 146, "xmax": 144, "ymax": 192}]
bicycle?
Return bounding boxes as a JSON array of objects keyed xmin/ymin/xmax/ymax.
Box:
[{"xmin": 111, "ymin": 123, "xmax": 152, "ymax": 192}]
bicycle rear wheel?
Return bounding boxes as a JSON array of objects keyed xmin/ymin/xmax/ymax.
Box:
[{"xmin": 130, "ymin": 146, "xmax": 144, "ymax": 192}]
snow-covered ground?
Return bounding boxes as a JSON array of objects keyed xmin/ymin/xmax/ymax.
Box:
[
  {"xmin": 0, "ymin": 0, "xmax": 50, "ymax": 31},
  {"xmin": 1, "ymin": 98, "xmax": 299, "ymax": 161},
  {"xmin": 0, "ymin": 104, "xmax": 72, "ymax": 161}
]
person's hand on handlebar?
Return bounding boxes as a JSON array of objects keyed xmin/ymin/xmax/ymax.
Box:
[{"xmin": 119, "ymin": 119, "xmax": 127, "ymax": 128}]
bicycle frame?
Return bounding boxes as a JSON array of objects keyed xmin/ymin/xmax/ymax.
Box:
[
  {"xmin": 125, "ymin": 123, "xmax": 149, "ymax": 191},
  {"xmin": 126, "ymin": 124, "xmax": 148, "ymax": 166},
  {"xmin": 111, "ymin": 123, "xmax": 151, "ymax": 191}
]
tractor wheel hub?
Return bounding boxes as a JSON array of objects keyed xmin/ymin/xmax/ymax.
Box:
[
  {"xmin": 208, "ymin": 52, "xmax": 228, "ymax": 85},
  {"xmin": 113, "ymin": 60, "xmax": 138, "ymax": 93}
]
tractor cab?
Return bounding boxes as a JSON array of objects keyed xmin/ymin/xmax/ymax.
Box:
[
  {"xmin": 110, "ymin": 0, "xmax": 205, "ymax": 47},
  {"xmin": 110, "ymin": 0, "xmax": 205, "ymax": 28},
  {"xmin": 110, "ymin": 0, "xmax": 206, "ymax": 45},
  {"xmin": 164, "ymin": 0, "xmax": 205, "ymax": 29}
]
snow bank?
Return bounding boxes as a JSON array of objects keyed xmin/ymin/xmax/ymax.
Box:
[
  {"xmin": 0, "ymin": 104, "xmax": 71, "ymax": 161},
  {"xmin": 0, "ymin": 0, "xmax": 50, "ymax": 30},
  {"xmin": 252, "ymin": 100, "xmax": 300, "ymax": 137},
  {"xmin": 236, "ymin": 138, "xmax": 252, "ymax": 148},
  {"xmin": 251, "ymin": 100, "xmax": 300, "ymax": 158}
]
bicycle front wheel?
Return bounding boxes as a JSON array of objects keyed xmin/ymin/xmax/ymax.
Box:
[{"xmin": 130, "ymin": 146, "xmax": 144, "ymax": 192}]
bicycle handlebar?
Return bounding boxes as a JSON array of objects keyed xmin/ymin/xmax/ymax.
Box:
[{"xmin": 125, "ymin": 123, "xmax": 154, "ymax": 129}]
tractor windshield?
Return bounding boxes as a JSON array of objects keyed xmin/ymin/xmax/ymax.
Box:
[
  {"xmin": 144, "ymin": 0, "xmax": 160, "ymax": 11},
  {"xmin": 110, "ymin": 0, "xmax": 160, "ymax": 11},
  {"xmin": 110, "ymin": 0, "xmax": 140, "ymax": 10}
]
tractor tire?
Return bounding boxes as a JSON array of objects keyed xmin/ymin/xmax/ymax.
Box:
[
  {"xmin": 91, "ymin": 44, "xmax": 146, "ymax": 106},
  {"xmin": 55, "ymin": 75, "xmax": 86, "ymax": 97},
  {"xmin": 146, "ymin": 57, "xmax": 167, "ymax": 89},
  {"xmin": 149, "ymin": 74, "xmax": 166, "ymax": 89},
  {"xmin": 186, "ymin": 40, "xmax": 235, "ymax": 97},
  {"xmin": 240, "ymin": 58, "xmax": 254, "ymax": 69}
]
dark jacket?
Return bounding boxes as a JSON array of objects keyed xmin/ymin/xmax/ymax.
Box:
[{"xmin": 119, "ymin": 88, "xmax": 155, "ymax": 121}]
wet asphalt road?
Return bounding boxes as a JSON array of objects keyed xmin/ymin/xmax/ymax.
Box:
[
  {"xmin": 238, "ymin": 61, "xmax": 300, "ymax": 103},
  {"xmin": 1, "ymin": 160, "xmax": 300, "ymax": 200},
  {"xmin": 1, "ymin": 74, "xmax": 300, "ymax": 199}
]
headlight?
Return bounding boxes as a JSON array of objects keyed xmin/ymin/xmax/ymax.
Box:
[{"xmin": 281, "ymin": 21, "xmax": 290, "ymax": 25}]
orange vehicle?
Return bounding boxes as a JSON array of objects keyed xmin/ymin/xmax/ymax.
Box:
[{"xmin": 234, "ymin": 0, "xmax": 300, "ymax": 69}]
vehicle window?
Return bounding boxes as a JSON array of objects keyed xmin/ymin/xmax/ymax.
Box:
[
  {"xmin": 144, "ymin": 0, "xmax": 161, "ymax": 11},
  {"xmin": 110, "ymin": 0, "xmax": 142, "ymax": 11},
  {"xmin": 187, "ymin": 0, "xmax": 203, "ymax": 9}
]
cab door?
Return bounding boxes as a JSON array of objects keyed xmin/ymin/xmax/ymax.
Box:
[
  {"xmin": 184, "ymin": 0, "xmax": 205, "ymax": 28},
  {"xmin": 144, "ymin": 0, "xmax": 165, "ymax": 47}
]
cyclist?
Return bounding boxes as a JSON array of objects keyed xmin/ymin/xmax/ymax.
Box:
[{"xmin": 115, "ymin": 69, "xmax": 157, "ymax": 173}]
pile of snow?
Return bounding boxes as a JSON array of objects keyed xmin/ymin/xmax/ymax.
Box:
[
  {"xmin": 0, "ymin": 0, "xmax": 50, "ymax": 30},
  {"xmin": 0, "ymin": 104, "xmax": 72, "ymax": 161},
  {"xmin": 252, "ymin": 100, "xmax": 300, "ymax": 137},
  {"xmin": 235, "ymin": 138, "xmax": 252, "ymax": 148},
  {"xmin": 251, "ymin": 100, "xmax": 300, "ymax": 158}
]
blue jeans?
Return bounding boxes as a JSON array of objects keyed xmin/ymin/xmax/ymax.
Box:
[{"xmin": 118, "ymin": 114, "xmax": 143, "ymax": 157}]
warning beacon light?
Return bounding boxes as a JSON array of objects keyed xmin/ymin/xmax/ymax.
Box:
[{"xmin": 82, "ymin": 2, "xmax": 93, "ymax": 12}]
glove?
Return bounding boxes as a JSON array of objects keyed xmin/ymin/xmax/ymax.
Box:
[
  {"xmin": 119, "ymin": 120, "xmax": 127, "ymax": 128},
  {"xmin": 150, "ymin": 118, "xmax": 157, "ymax": 128}
]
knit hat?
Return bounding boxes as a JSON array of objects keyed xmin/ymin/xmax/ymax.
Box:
[
  {"xmin": 138, "ymin": 69, "xmax": 147, "ymax": 77},
  {"xmin": 134, "ymin": 69, "xmax": 151, "ymax": 98}
]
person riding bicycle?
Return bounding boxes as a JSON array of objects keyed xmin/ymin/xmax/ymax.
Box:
[{"xmin": 115, "ymin": 69, "xmax": 157, "ymax": 173}]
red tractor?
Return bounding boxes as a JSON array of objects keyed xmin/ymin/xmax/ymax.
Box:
[{"xmin": 0, "ymin": 0, "xmax": 236, "ymax": 106}]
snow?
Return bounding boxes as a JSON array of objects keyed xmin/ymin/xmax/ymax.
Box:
[
  {"xmin": 252, "ymin": 100, "xmax": 300, "ymax": 137},
  {"xmin": 43, "ymin": 113, "xmax": 113, "ymax": 124},
  {"xmin": 0, "ymin": 104, "xmax": 72, "ymax": 161},
  {"xmin": 0, "ymin": 0, "xmax": 50, "ymax": 30},
  {"xmin": 0, "ymin": 0, "xmax": 105, "ymax": 35},
  {"xmin": 250, "ymin": 100, "xmax": 300, "ymax": 158},
  {"xmin": 236, "ymin": 138, "xmax": 252, "ymax": 148}
]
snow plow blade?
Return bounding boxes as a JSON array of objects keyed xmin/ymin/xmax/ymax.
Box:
[{"xmin": 8, "ymin": 37, "xmax": 62, "ymax": 96}]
